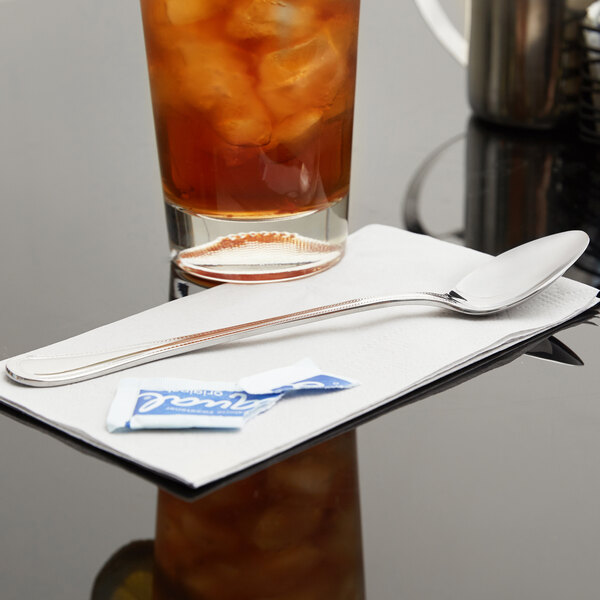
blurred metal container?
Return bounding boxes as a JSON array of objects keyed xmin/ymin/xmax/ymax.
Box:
[
  {"xmin": 468, "ymin": 0, "xmax": 587, "ymax": 128},
  {"xmin": 416, "ymin": 0, "xmax": 590, "ymax": 128}
]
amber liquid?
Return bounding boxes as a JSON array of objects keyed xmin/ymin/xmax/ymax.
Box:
[
  {"xmin": 140, "ymin": 0, "xmax": 359, "ymax": 219},
  {"xmin": 152, "ymin": 432, "xmax": 364, "ymax": 599}
]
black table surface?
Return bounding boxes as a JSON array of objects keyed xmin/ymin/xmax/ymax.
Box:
[{"xmin": 1, "ymin": 1, "xmax": 600, "ymax": 599}]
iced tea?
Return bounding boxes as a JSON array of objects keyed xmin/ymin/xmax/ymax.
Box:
[
  {"xmin": 152, "ymin": 432, "xmax": 365, "ymax": 599},
  {"xmin": 139, "ymin": 0, "xmax": 360, "ymax": 282}
]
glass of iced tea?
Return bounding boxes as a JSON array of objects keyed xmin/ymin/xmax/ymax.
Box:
[
  {"xmin": 152, "ymin": 431, "xmax": 365, "ymax": 599},
  {"xmin": 139, "ymin": 0, "xmax": 360, "ymax": 283}
]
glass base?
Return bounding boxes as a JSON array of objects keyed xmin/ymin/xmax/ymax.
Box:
[{"xmin": 165, "ymin": 196, "xmax": 348, "ymax": 283}]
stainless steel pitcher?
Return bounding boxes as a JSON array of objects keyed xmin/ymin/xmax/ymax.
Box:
[{"xmin": 416, "ymin": 0, "xmax": 590, "ymax": 128}]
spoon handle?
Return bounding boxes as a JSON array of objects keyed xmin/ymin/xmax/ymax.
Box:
[{"xmin": 6, "ymin": 292, "xmax": 460, "ymax": 387}]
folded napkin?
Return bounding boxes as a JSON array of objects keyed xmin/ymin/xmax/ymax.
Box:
[{"xmin": 0, "ymin": 225, "xmax": 598, "ymax": 488}]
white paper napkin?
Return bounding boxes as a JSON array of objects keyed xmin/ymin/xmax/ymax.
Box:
[{"xmin": 0, "ymin": 225, "xmax": 597, "ymax": 488}]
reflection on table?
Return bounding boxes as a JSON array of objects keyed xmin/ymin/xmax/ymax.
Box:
[
  {"xmin": 93, "ymin": 431, "xmax": 364, "ymax": 600},
  {"xmin": 404, "ymin": 117, "xmax": 600, "ymax": 288}
]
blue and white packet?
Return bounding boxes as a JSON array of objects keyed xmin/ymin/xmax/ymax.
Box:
[
  {"xmin": 106, "ymin": 378, "xmax": 281, "ymax": 432},
  {"xmin": 106, "ymin": 359, "xmax": 358, "ymax": 432}
]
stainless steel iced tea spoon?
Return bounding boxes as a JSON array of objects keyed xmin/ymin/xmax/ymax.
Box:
[{"xmin": 5, "ymin": 230, "xmax": 589, "ymax": 387}]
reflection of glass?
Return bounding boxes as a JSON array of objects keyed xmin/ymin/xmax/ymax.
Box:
[
  {"xmin": 169, "ymin": 263, "xmax": 217, "ymax": 301},
  {"xmin": 91, "ymin": 432, "xmax": 364, "ymax": 599},
  {"xmin": 139, "ymin": 0, "xmax": 359, "ymax": 283},
  {"xmin": 153, "ymin": 431, "xmax": 364, "ymax": 599},
  {"xmin": 91, "ymin": 540, "xmax": 154, "ymax": 599}
]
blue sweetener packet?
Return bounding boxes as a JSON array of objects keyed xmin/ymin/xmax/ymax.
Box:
[
  {"xmin": 107, "ymin": 378, "xmax": 281, "ymax": 432},
  {"xmin": 107, "ymin": 359, "xmax": 358, "ymax": 433}
]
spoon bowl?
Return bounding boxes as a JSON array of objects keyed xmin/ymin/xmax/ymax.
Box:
[
  {"xmin": 6, "ymin": 230, "xmax": 590, "ymax": 387},
  {"xmin": 451, "ymin": 230, "xmax": 590, "ymax": 313}
]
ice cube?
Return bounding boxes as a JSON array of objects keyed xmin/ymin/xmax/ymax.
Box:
[
  {"xmin": 258, "ymin": 31, "xmax": 346, "ymax": 119},
  {"xmin": 165, "ymin": 0, "xmax": 226, "ymax": 25},
  {"xmin": 273, "ymin": 108, "xmax": 322, "ymax": 149},
  {"xmin": 177, "ymin": 37, "xmax": 273, "ymax": 145},
  {"xmin": 212, "ymin": 95, "xmax": 272, "ymax": 146},
  {"xmin": 178, "ymin": 38, "xmax": 245, "ymax": 111},
  {"xmin": 226, "ymin": 0, "xmax": 316, "ymax": 41},
  {"xmin": 219, "ymin": 143, "xmax": 263, "ymax": 167}
]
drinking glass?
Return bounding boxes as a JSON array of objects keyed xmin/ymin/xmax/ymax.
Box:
[{"xmin": 139, "ymin": 0, "xmax": 360, "ymax": 282}]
